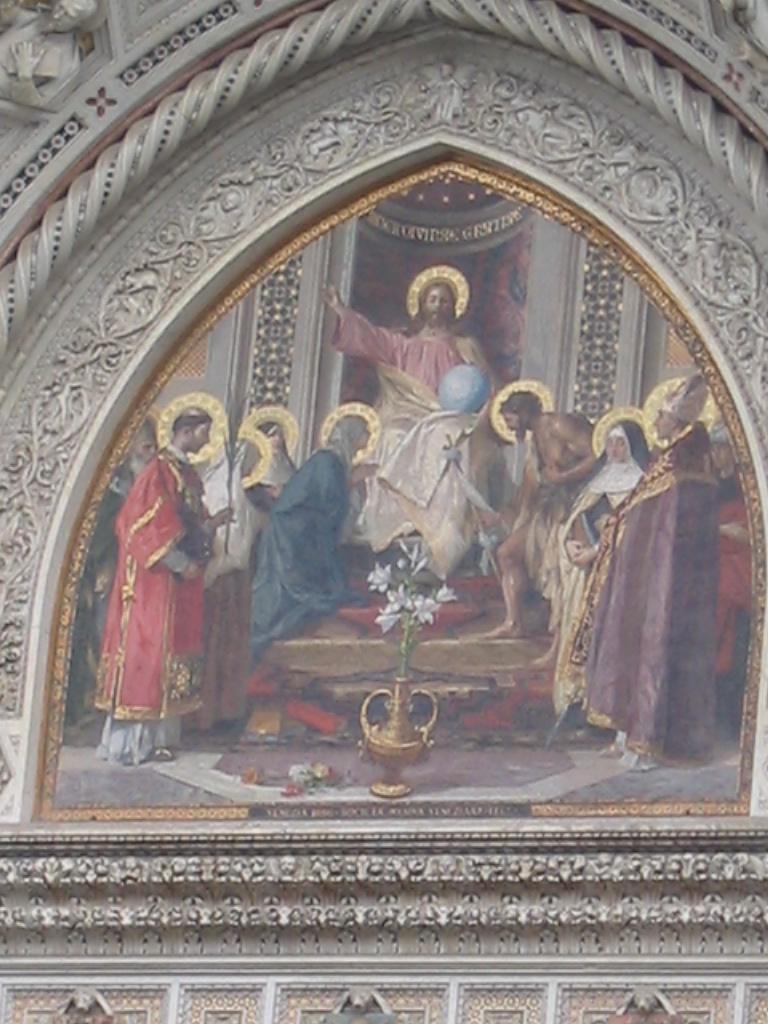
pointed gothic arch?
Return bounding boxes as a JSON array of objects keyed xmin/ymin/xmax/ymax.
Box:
[{"xmin": 0, "ymin": 26, "xmax": 766, "ymax": 823}]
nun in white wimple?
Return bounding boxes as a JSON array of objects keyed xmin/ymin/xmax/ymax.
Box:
[{"xmin": 551, "ymin": 420, "xmax": 649, "ymax": 719}]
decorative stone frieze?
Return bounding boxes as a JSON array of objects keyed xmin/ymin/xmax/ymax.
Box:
[{"xmin": 0, "ymin": 839, "xmax": 767, "ymax": 958}]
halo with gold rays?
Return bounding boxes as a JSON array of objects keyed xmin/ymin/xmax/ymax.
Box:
[
  {"xmin": 406, "ymin": 264, "xmax": 470, "ymax": 319},
  {"xmin": 157, "ymin": 391, "xmax": 227, "ymax": 465},
  {"xmin": 240, "ymin": 404, "xmax": 299, "ymax": 459},
  {"xmin": 642, "ymin": 376, "xmax": 719, "ymax": 448},
  {"xmin": 490, "ymin": 379, "xmax": 554, "ymax": 444},
  {"xmin": 319, "ymin": 402, "xmax": 381, "ymax": 466},
  {"xmin": 592, "ymin": 406, "xmax": 648, "ymax": 458},
  {"xmin": 237, "ymin": 422, "xmax": 273, "ymax": 490}
]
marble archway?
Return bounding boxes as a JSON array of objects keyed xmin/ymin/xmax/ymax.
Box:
[{"xmin": 1, "ymin": 26, "xmax": 768, "ymax": 825}]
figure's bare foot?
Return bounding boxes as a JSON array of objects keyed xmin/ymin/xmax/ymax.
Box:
[{"xmin": 484, "ymin": 621, "xmax": 525, "ymax": 640}]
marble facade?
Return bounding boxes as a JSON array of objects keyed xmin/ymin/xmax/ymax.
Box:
[{"xmin": 1, "ymin": 0, "xmax": 768, "ymax": 1015}]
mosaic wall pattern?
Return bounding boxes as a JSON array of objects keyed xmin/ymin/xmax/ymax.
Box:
[
  {"xmin": 572, "ymin": 243, "xmax": 625, "ymax": 420},
  {"xmin": 456, "ymin": 987, "xmax": 546, "ymax": 1024},
  {"xmin": 178, "ymin": 987, "xmax": 264, "ymax": 1024},
  {"xmin": 249, "ymin": 254, "xmax": 303, "ymax": 407}
]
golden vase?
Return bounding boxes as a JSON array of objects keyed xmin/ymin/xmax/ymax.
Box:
[{"xmin": 359, "ymin": 676, "xmax": 438, "ymax": 799}]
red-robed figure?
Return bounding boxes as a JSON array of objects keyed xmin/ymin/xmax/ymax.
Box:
[{"xmin": 95, "ymin": 407, "xmax": 230, "ymax": 765}]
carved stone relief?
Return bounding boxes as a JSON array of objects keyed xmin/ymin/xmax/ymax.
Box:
[
  {"xmin": 8, "ymin": 0, "xmax": 768, "ymax": 366},
  {"xmin": 554, "ymin": 986, "xmax": 735, "ymax": 1024},
  {"xmin": 0, "ymin": 843, "xmax": 767, "ymax": 959},
  {"xmin": 275, "ymin": 987, "xmax": 448, "ymax": 1024},
  {"xmin": 53, "ymin": 989, "xmax": 117, "ymax": 1024},
  {"xmin": 744, "ymin": 989, "xmax": 768, "ymax": 1024},
  {"xmin": 0, "ymin": 0, "xmax": 105, "ymax": 110},
  {"xmin": 2, "ymin": 989, "xmax": 168, "ymax": 1024},
  {"xmin": 0, "ymin": 980, "xmax": 767, "ymax": 1024},
  {"xmin": 115, "ymin": 0, "xmax": 228, "ymax": 47}
]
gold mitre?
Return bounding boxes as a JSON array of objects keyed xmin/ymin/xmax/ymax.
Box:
[
  {"xmin": 642, "ymin": 375, "xmax": 719, "ymax": 448},
  {"xmin": 319, "ymin": 402, "xmax": 381, "ymax": 466},
  {"xmin": 406, "ymin": 264, "xmax": 470, "ymax": 319},
  {"xmin": 490, "ymin": 379, "xmax": 554, "ymax": 444},
  {"xmin": 592, "ymin": 406, "xmax": 648, "ymax": 458},
  {"xmin": 157, "ymin": 391, "xmax": 227, "ymax": 465}
]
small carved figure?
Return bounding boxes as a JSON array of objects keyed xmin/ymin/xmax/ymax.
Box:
[
  {"xmin": 55, "ymin": 988, "xmax": 115, "ymax": 1024},
  {"xmin": 610, "ymin": 985, "xmax": 678, "ymax": 1020},
  {"xmin": 0, "ymin": 0, "xmax": 103, "ymax": 109}
]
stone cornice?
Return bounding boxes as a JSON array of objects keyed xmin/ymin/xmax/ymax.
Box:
[
  {"xmin": 3, "ymin": 821, "xmax": 768, "ymax": 856},
  {"xmin": 1, "ymin": 840, "xmax": 768, "ymax": 957}
]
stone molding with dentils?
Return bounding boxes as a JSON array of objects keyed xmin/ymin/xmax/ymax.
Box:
[
  {"xmin": 6, "ymin": 0, "xmax": 768, "ymax": 366},
  {"xmin": 3, "ymin": 836, "xmax": 768, "ymax": 957},
  {"xmin": 1, "ymin": 36, "xmax": 767, "ymax": 816}
]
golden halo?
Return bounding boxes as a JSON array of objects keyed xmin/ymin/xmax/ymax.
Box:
[
  {"xmin": 157, "ymin": 392, "xmax": 227, "ymax": 465},
  {"xmin": 592, "ymin": 406, "xmax": 648, "ymax": 458},
  {"xmin": 319, "ymin": 402, "xmax": 381, "ymax": 467},
  {"xmin": 240, "ymin": 405, "xmax": 299, "ymax": 459},
  {"xmin": 642, "ymin": 376, "xmax": 719, "ymax": 448},
  {"xmin": 406, "ymin": 264, "xmax": 470, "ymax": 319},
  {"xmin": 237, "ymin": 423, "xmax": 273, "ymax": 490},
  {"xmin": 490, "ymin": 379, "xmax": 554, "ymax": 444}
]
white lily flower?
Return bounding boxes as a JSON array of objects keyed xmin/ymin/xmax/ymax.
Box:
[
  {"xmin": 413, "ymin": 594, "xmax": 440, "ymax": 624},
  {"xmin": 385, "ymin": 585, "xmax": 408, "ymax": 613},
  {"xmin": 371, "ymin": 545, "xmax": 454, "ymax": 644},
  {"xmin": 406, "ymin": 540, "xmax": 427, "ymax": 571},
  {"xmin": 413, "ymin": 555, "xmax": 429, "ymax": 575},
  {"xmin": 367, "ymin": 562, "xmax": 392, "ymax": 593},
  {"xmin": 375, "ymin": 609, "xmax": 401, "ymax": 634}
]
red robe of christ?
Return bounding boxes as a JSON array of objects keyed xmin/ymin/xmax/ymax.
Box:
[{"xmin": 95, "ymin": 449, "xmax": 210, "ymax": 721}]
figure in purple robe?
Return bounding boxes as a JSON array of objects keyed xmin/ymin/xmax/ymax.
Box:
[{"xmin": 570, "ymin": 375, "xmax": 719, "ymax": 770}]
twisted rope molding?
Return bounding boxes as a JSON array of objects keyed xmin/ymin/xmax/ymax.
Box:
[{"xmin": 0, "ymin": 0, "xmax": 767, "ymax": 365}]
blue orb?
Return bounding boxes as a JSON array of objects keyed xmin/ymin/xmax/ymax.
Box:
[{"xmin": 438, "ymin": 364, "xmax": 491, "ymax": 413}]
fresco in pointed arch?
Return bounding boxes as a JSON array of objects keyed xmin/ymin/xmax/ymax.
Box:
[{"xmin": 42, "ymin": 162, "xmax": 761, "ymax": 821}]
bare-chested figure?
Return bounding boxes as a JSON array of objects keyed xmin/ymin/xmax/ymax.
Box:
[{"xmin": 488, "ymin": 390, "xmax": 596, "ymax": 640}]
